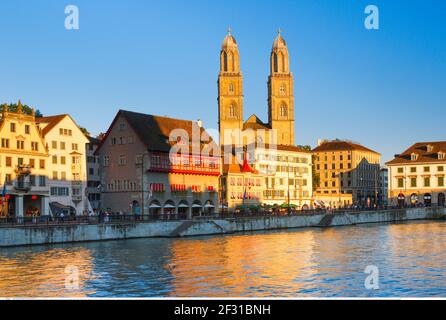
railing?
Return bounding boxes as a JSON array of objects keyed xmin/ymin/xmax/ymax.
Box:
[
  {"xmin": 14, "ymin": 181, "xmax": 32, "ymax": 191},
  {"xmin": 0, "ymin": 205, "xmax": 443, "ymax": 227}
]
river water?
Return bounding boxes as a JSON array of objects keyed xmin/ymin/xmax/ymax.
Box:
[{"xmin": 0, "ymin": 220, "xmax": 445, "ymax": 298}]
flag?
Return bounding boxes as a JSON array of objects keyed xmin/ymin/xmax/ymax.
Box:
[{"xmin": 1, "ymin": 178, "xmax": 6, "ymax": 199}]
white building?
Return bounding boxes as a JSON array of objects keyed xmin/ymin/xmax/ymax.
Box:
[
  {"xmin": 86, "ymin": 136, "xmax": 101, "ymax": 211},
  {"xmin": 252, "ymin": 144, "xmax": 313, "ymax": 209},
  {"xmin": 386, "ymin": 141, "xmax": 446, "ymax": 207},
  {"xmin": 37, "ymin": 115, "xmax": 91, "ymax": 216}
]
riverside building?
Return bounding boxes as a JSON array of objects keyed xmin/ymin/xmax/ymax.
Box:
[
  {"xmin": 95, "ymin": 110, "xmax": 220, "ymax": 218},
  {"xmin": 386, "ymin": 141, "xmax": 446, "ymax": 207},
  {"xmin": 312, "ymin": 139, "xmax": 381, "ymax": 208}
]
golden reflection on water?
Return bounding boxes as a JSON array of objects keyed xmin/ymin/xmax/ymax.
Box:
[
  {"xmin": 0, "ymin": 221, "xmax": 445, "ymax": 297},
  {"xmin": 0, "ymin": 248, "xmax": 96, "ymax": 297}
]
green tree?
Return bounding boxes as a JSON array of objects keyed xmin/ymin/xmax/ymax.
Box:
[
  {"xmin": 297, "ymin": 145, "xmax": 312, "ymax": 151},
  {"xmin": 1, "ymin": 102, "xmax": 43, "ymax": 117},
  {"xmin": 79, "ymin": 127, "xmax": 91, "ymax": 137}
]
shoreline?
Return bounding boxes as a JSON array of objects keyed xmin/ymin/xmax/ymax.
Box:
[{"xmin": 0, "ymin": 207, "xmax": 444, "ymax": 248}]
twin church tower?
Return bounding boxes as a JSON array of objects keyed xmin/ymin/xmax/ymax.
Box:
[{"xmin": 218, "ymin": 29, "xmax": 295, "ymax": 147}]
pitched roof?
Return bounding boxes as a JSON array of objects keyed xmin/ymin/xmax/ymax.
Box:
[
  {"xmin": 36, "ymin": 115, "xmax": 68, "ymax": 136},
  {"xmin": 243, "ymin": 114, "xmax": 270, "ymax": 131},
  {"xmin": 386, "ymin": 141, "xmax": 446, "ymax": 165},
  {"xmin": 312, "ymin": 140, "xmax": 380, "ymax": 155},
  {"xmin": 96, "ymin": 110, "xmax": 218, "ymax": 155}
]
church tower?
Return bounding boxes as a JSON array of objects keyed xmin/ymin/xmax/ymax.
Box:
[
  {"xmin": 268, "ymin": 30, "xmax": 295, "ymax": 146},
  {"xmin": 218, "ymin": 29, "xmax": 243, "ymax": 146}
]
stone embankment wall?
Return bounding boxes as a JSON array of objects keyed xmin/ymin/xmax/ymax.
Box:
[{"xmin": 0, "ymin": 207, "xmax": 444, "ymax": 247}]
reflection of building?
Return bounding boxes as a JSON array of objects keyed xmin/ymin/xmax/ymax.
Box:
[
  {"xmin": 312, "ymin": 139, "xmax": 381, "ymax": 208},
  {"xmin": 86, "ymin": 136, "xmax": 101, "ymax": 211},
  {"xmin": 0, "ymin": 102, "xmax": 50, "ymax": 217},
  {"xmin": 96, "ymin": 110, "xmax": 220, "ymax": 217},
  {"xmin": 218, "ymin": 30, "xmax": 294, "ymax": 147},
  {"xmin": 386, "ymin": 141, "xmax": 446, "ymax": 207},
  {"xmin": 36, "ymin": 115, "xmax": 90, "ymax": 216},
  {"xmin": 379, "ymin": 167, "xmax": 389, "ymax": 205}
]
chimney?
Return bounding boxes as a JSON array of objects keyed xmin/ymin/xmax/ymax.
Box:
[
  {"xmin": 317, "ymin": 138, "xmax": 323, "ymax": 146},
  {"xmin": 196, "ymin": 119, "xmax": 203, "ymax": 128}
]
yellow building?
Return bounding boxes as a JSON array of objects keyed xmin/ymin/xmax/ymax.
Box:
[
  {"xmin": 0, "ymin": 102, "xmax": 50, "ymax": 217},
  {"xmin": 312, "ymin": 139, "xmax": 381, "ymax": 208},
  {"xmin": 386, "ymin": 141, "xmax": 446, "ymax": 207},
  {"xmin": 218, "ymin": 29, "xmax": 294, "ymax": 147}
]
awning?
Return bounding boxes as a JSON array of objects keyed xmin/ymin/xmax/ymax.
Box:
[
  {"xmin": 164, "ymin": 204, "xmax": 175, "ymax": 209},
  {"xmin": 219, "ymin": 204, "xmax": 228, "ymax": 208},
  {"xmin": 149, "ymin": 204, "xmax": 161, "ymax": 208},
  {"xmin": 178, "ymin": 203, "xmax": 189, "ymax": 208},
  {"xmin": 192, "ymin": 204, "xmax": 202, "ymax": 208},
  {"xmin": 204, "ymin": 204, "xmax": 215, "ymax": 208}
]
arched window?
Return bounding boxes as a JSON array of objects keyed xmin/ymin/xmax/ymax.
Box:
[
  {"xmin": 273, "ymin": 53, "xmax": 278, "ymax": 73},
  {"xmin": 223, "ymin": 52, "xmax": 228, "ymax": 72},
  {"xmin": 229, "ymin": 103, "xmax": 237, "ymax": 118},
  {"xmin": 280, "ymin": 104, "xmax": 288, "ymax": 117},
  {"xmin": 229, "ymin": 83, "xmax": 234, "ymax": 93}
]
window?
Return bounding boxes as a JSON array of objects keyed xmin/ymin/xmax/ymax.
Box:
[
  {"xmin": 424, "ymin": 166, "xmax": 430, "ymax": 172},
  {"xmin": 1, "ymin": 139, "xmax": 9, "ymax": 148},
  {"xmin": 438, "ymin": 177, "xmax": 444, "ymax": 187},
  {"xmin": 439, "ymin": 152, "xmax": 446, "ymax": 160},
  {"xmin": 410, "ymin": 178, "xmax": 417, "ymax": 188},
  {"xmin": 31, "ymin": 142, "xmax": 39, "ymax": 151},
  {"xmin": 16, "ymin": 140, "xmax": 24, "ymax": 150},
  {"xmin": 60, "ymin": 142, "xmax": 66, "ymax": 150},
  {"xmin": 61, "ymin": 172, "xmax": 66, "ymax": 181},
  {"xmin": 52, "ymin": 156, "xmax": 58, "ymax": 164},
  {"xmin": 411, "ymin": 153, "xmax": 418, "ymax": 161},
  {"xmin": 39, "ymin": 176, "xmax": 46, "ymax": 186},
  {"xmin": 53, "ymin": 171, "xmax": 58, "ymax": 180},
  {"xmin": 119, "ymin": 121, "xmax": 126, "ymax": 131},
  {"xmin": 118, "ymin": 155, "xmax": 126, "ymax": 166},
  {"xmin": 280, "ymin": 104, "xmax": 288, "ymax": 117},
  {"xmin": 25, "ymin": 125, "xmax": 30, "ymax": 134},
  {"xmin": 438, "ymin": 166, "xmax": 444, "ymax": 172},
  {"xmin": 229, "ymin": 104, "xmax": 237, "ymax": 118},
  {"xmin": 103, "ymin": 156, "xmax": 110, "ymax": 166},
  {"xmin": 61, "ymin": 156, "xmax": 66, "ymax": 165},
  {"xmin": 52, "ymin": 141, "xmax": 57, "ymax": 149},
  {"xmin": 72, "ymin": 143, "xmax": 78, "ymax": 151},
  {"xmin": 229, "ymin": 83, "xmax": 234, "ymax": 93},
  {"xmin": 397, "ymin": 168, "xmax": 404, "ymax": 173},
  {"xmin": 10, "ymin": 123, "xmax": 16, "ymax": 132},
  {"xmin": 40, "ymin": 159, "xmax": 45, "ymax": 169},
  {"xmin": 397, "ymin": 178, "xmax": 404, "ymax": 188},
  {"xmin": 410, "ymin": 167, "xmax": 416, "ymax": 173},
  {"xmin": 424, "ymin": 177, "xmax": 430, "ymax": 187},
  {"xmin": 29, "ymin": 159, "xmax": 35, "ymax": 168}
]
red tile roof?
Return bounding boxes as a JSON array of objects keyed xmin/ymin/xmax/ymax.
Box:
[
  {"xmin": 312, "ymin": 140, "xmax": 380, "ymax": 155},
  {"xmin": 386, "ymin": 141, "xmax": 446, "ymax": 165}
]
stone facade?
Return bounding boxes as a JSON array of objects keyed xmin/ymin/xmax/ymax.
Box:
[{"xmin": 312, "ymin": 139, "xmax": 381, "ymax": 208}]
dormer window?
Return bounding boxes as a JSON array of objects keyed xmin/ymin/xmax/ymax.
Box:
[
  {"xmin": 438, "ymin": 152, "xmax": 446, "ymax": 160},
  {"xmin": 427, "ymin": 144, "xmax": 434, "ymax": 152},
  {"xmin": 411, "ymin": 153, "xmax": 418, "ymax": 161}
]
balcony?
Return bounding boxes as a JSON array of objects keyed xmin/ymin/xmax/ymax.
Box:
[
  {"xmin": 72, "ymin": 195, "xmax": 82, "ymax": 202},
  {"xmin": 15, "ymin": 165, "xmax": 32, "ymax": 175},
  {"xmin": 71, "ymin": 180, "xmax": 82, "ymax": 187},
  {"xmin": 14, "ymin": 181, "xmax": 31, "ymax": 192}
]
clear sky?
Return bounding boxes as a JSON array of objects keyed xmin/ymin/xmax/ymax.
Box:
[{"xmin": 0, "ymin": 0, "xmax": 444, "ymax": 163}]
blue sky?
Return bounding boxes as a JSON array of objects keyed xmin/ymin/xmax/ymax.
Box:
[{"xmin": 0, "ymin": 0, "xmax": 445, "ymax": 163}]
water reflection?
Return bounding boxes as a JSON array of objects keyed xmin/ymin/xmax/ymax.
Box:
[{"xmin": 0, "ymin": 221, "xmax": 445, "ymax": 297}]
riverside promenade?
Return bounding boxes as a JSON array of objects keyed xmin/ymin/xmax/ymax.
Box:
[{"xmin": 0, "ymin": 207, "xmax": 445, "ymax": 247}]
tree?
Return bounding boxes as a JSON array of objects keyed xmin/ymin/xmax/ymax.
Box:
[
  {"xmin": 79, "ymin": 126, "xmax": 91, "ymax": 137},
  {"xmin": 1, "ymin": 102, "xmax": 43, "ymax": 117},
  {"xmin": 297, "ymin": 145, "xmax": 312, "ymax": 152}
]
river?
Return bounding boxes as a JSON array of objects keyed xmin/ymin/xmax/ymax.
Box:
[{"xmin": 0, "ymin": 220, "xmax": 445, "ymax": 298}]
